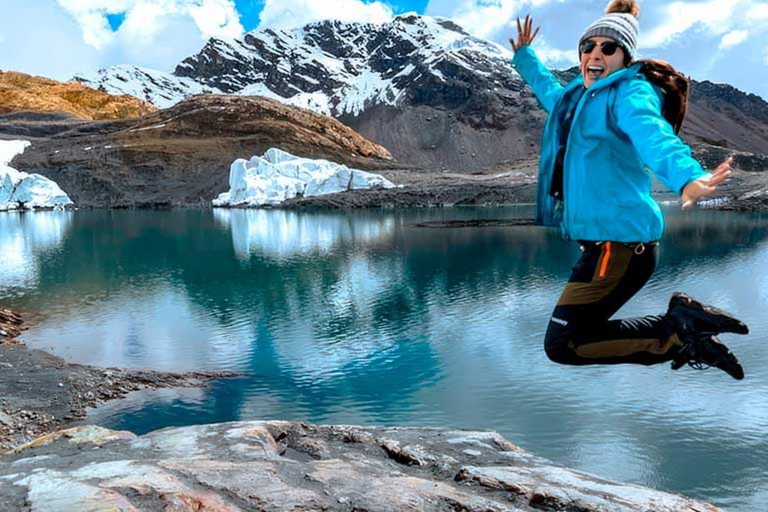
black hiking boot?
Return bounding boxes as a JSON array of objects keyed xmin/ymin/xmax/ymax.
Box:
[
  {"xmin": 671, "ymin": 333, "xmax": 744, "ymax": 380},
  {"xmin": 666, "ymin": 292, "xmax": 749, "ymax": 338}
]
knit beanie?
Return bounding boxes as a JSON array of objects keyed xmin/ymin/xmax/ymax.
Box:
[{"xmin": 579, "ymin": 0, "xmax": 640, "ymax": 60}]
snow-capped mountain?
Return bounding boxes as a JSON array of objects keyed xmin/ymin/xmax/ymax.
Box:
[
  {"xmin": 74, "ymin": 13, "xmax": 768, "ymax": 171},
  {"xmin": 74, "ymin": 64, "xmax": 218, "ymax": 109},
  {"xmin": 75, "ymin": 14, "xmax": 522, "ymax": 118}
]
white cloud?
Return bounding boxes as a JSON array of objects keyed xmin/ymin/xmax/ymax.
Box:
[
  {"xmin": 718, "ymin": 29, "xmax": 748, "ymax": 49},
  {"xmin": 747, "ymin": 3, "xmax": 768, "ymax": 19},
  {"xmin": 0, "ymin": 0, "xmax": 245, "ymax": 81},
  {"xmin": 427, "ymin": 0, "xmax": 520, "ymax": 40},
  {"xmin": 638, "ymin": 0, "xmax": 768, "ymax": 49},
  {"xmin": 190, "ymin": 0, "xmax": 243, "ymax": 39},
  {"xmin": 257, "ymin": 0, "xmax": 394, "ymax": 30},
  {"xmin": 0, "ymin": 0, "xmax": 102, "ymax": 80},
  {"xmin": 68, "ymin": 8, "xmax": 114, "ymax": 48},
  {"xmin": 112, "ymin": 11, "xmax": 205, "ymax": 70},
  {"xmin": 532, "ymin": 38, "xmax": 578, "ymax": 68},
  {"xmin": 56, "ymin": 0, "xmax": 244, "ymax": 47},
  {"xmin": 117, "ymin": 2, "xmax": 169, "ymax": 46},
  {"xmin": 425, "ymin": 0, "xmax": 566, "ymax": 40}
]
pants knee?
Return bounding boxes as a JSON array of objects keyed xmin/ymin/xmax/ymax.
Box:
[{"xmin": 544, "ymin": 329, "xmax": 575, "ymax": 365}]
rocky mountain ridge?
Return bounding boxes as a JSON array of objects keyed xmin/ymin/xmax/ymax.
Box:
[{"xmin": 0, "ymin": 70, "xmax": 156, "ymax": 120}]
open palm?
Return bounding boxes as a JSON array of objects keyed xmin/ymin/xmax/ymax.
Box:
[
  {"xmin": 509, "ymin": 15, "xmax": 540, "ymax": 52},
  {"xmin": 681, "ymin": 156, "xmax": 733, "ymax": 210}
]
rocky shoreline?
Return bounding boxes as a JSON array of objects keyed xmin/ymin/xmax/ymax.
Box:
[
  {"xmin": 0, "ymin": 421, "xmax": 722, "ymax": 511},
  {"xmin": 0, "ymin": 309, "xmax": 237, "ymax": 455}
]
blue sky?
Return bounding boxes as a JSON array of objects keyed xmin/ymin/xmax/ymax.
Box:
[{"xmin": 0, "ymin": 0, "xmax": 765, "ymax": 100}]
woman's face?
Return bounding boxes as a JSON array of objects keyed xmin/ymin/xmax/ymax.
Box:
[{"xmin": 580, "ymin": 36, "xmax": 627, "ymax": 89}]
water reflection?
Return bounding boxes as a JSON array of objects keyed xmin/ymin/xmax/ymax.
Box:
[
  {"xmin": 0, "ymin": 208, "xmax": 767, "ymax": 511},
  {"xmin": 213, "ymin": 209, "xmax": 395, "ymax": 260},
  {"xmin": 0, "ymin": 211, "xmax": 72, "ymax": 294}
]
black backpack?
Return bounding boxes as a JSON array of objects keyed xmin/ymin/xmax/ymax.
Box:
[{"xmin": 635, "ymin": 59, "xmax": 690, "ymax": 134}]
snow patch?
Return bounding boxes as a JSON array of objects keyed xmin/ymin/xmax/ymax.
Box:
[
  {"xmin": 238, "ymin": 84, "xmax": 332, "ymax": 116},
  {"xmin": 0, "ymin": 140, "xmax": 74, "ymax": 211},
  {"xmin": 336, "ymin": 68, "xmax": 398, "ymax": 116},
  {"xmin": 0, "ymin": 140, "xmax": 31, "ymax": 166},
  {"xmin": 129, "ymin": 124, "xmax": 167, "ymax": 132},
  {"xmin": 73, "ymin": 65, "xmax": 221, "ymax": 109},
  {"xmin": 213, "ymin": 148, "xmax": 395, "ymax": 207}
]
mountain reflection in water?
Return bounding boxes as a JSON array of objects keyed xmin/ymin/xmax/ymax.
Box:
[{"xmin": 1, "ymin": 207, "xmax": 767, "ymax": 511}]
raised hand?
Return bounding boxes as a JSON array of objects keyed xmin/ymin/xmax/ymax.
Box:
[
  {"xmin": 509, "ymin": 15, "xmax": 540, "ymax": 52},
  {"xmin": 681, "ymin": 156, "xmax": 733, "ymax": 210}
]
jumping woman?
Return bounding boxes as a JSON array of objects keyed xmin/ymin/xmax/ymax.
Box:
[{"xmin": 509, "ymin": 0, "xmax": 749, "ymax": 379}]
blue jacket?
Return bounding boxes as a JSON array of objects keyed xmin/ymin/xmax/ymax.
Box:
[{"xmin": 511, "ymin": 45, "xmax": 707, "ymax": 242}]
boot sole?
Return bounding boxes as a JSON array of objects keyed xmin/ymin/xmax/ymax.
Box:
[{"xmin": 716, "ymin": 349, "xmax": 744, "ymax": 380}]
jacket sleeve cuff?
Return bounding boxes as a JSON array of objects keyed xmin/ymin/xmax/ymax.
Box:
[{"xmin": 511, "ymin": 44, "xmax": 535, "ymax": 69}]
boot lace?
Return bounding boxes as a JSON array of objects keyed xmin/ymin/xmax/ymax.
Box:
[{"xmin": 671, "ymin": 334, "xmax": 714, "ymax": 371}]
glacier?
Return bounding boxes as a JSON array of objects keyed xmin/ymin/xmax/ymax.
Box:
[
  {"xmin": 0, "ymin": 140, "xmax": 74, "ymax": 211},
  {"xmin": 213, "ymin": 148, "xmax": 395, "ymax": 207}
]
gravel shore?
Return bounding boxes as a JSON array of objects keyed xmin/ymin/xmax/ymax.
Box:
[{"xmin": 0, "ymin": 309, "xmax": 237, "ymax": 454}]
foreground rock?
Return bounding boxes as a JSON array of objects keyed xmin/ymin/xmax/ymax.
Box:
[
  {"xmin": 0, "ymin": 308, "xmax": 22, "ymax": 341},
  {"xmin": 0, "ymin": 421, "xmax": 720, "ymax": 511},
  {"xmin": 214, "ymin": 148, "xmax": 396, "ymax": 207},
  {"xmin": 0, "ymin": 310, "xmax": 237, "ymax": 454}
]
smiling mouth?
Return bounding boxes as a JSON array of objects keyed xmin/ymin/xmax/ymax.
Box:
[{"xmin": 586, "ymin": 65, "xmax": 605, "ymax": 80}]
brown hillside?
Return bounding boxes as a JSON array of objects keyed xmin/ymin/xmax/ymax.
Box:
[
  {"xmin": 4, "ymin": 94, "xmax": 394, "ymax": 208},
  {"xmin": 0, "ymin": 70, "xmax": 156, "ymax": 120}
]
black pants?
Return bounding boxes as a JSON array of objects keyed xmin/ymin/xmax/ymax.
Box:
[{"xmin": 545, "ymin": 241, "xmax": 679, "ymax": 366}]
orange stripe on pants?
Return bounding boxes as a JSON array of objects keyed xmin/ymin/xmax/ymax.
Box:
[{"xmin": 599, "ymin": 242, "xmax": 611, "ymax": 278}]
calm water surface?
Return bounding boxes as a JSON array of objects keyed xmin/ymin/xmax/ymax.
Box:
[{"xmin": 2, "ymin": 207, "xmax": 767, "ymax": 510}]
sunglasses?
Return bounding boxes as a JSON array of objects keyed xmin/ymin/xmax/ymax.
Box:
[{"xmin": 579, "ymin": 40, "xmax": 620, "ymax": 56}]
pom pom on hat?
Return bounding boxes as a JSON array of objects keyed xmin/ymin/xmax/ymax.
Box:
[{"xmin": 607, "ymin": 0, "xmax": 641, "ymax": 17}]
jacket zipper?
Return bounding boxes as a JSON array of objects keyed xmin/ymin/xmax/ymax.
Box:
[{"xmin": 560, "ymin": 67, "xmax": 639, "ymax": 239}]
